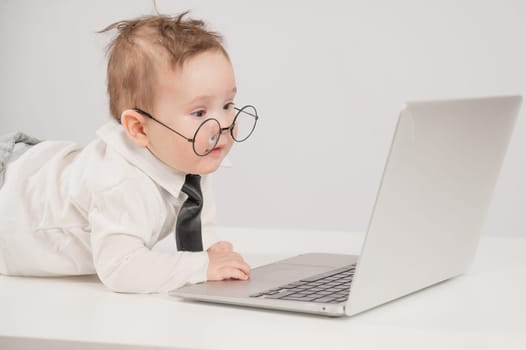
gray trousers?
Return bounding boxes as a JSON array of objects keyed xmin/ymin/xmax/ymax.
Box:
[{"xmin": 0, "ymin": 132, "xmax": 41, "ymax": 188}]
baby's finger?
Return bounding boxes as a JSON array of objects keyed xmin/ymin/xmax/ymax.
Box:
[
  {"xmin": 228, "ymin": 252, "xmax": 247, "ymax": 264},
  {"xmin": 223, "ymin": 267, "xmax": 249, "ymax": 280},
  {"xmin": 216, "ymin": 243, "xmax": 233, "ymax": 253},
  {"xmin": 220, "ymin": 241, "xmax": 233, "ymax": 251},
  {"xmin": 229, "ymin": 259, "xmax": 251, "ymax": 275},
  {"xmin": 208, "ymin": 241, "xmax": 228, "ymax": 253}
]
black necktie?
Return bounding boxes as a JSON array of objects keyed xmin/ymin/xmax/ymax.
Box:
[{"xmin": 176, "ymin": 174, "xmax": 204, "ymax": 251}]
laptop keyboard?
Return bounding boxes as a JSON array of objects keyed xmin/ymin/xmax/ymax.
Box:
[{"xmin": 249, "ymin": 264, "xmax": 356, "ymax": 304}]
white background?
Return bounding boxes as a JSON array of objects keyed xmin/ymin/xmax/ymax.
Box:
[{"xmin": 1, "ymin": 0, "xmax": 525, "ymax": 236}]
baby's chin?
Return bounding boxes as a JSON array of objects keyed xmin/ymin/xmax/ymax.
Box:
[
  {"xmin": 172, "ymin": 156, "xmax": 226, "ymax": 175},
  {"xmin": 192, "ymin": 159, "xmax": 224, "ymax": 175}
]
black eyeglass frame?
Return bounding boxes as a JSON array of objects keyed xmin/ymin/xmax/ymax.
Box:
[{"xmin": 133, "ymin": 105, "xmax": 259, "ymax": 157}]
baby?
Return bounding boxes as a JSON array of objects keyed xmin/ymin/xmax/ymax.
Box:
[{"xmin": 0, "ymin": 12, "xmax": 257, "ymax": 293}]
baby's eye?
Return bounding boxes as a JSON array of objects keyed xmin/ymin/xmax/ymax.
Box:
[
  {"xmin": 223, "ymin": 102, "xmax": 235, "ymax": 110},
  {"xmin": 191, "ymin": 110, "xmax": 206, "ymax": 117}
]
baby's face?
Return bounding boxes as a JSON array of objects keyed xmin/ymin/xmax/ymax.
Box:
[{"xmin": 145, "ymin": 50, "xmax": 236, "ymax": 174}]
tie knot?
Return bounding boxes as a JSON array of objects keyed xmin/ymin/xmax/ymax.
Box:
[{"xmin": 182, "ymin": 174, "xmax": 202, "ymax": 201}]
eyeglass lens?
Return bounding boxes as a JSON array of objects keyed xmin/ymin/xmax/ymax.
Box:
[
  {"xmin": 232, "ymin": 105, "xmax": 258, "ymax": 142},
  {"xmin": 193, "ymin": 119, "xmax": 221, "ymax": 156}
]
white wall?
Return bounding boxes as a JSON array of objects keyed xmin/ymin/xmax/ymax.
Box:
[{"xmin": 1, "ymin": 0, "xmax": 525, "ymax": 236}]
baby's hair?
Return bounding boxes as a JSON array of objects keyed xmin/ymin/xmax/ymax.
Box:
[{"xmin": 98, "ymin": 12, "xmax": 228, "ymax": 121}]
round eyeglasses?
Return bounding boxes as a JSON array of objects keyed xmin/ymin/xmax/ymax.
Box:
[{"xmin": 134, "ymin": 105, "xmax": 259, "ymax": 157}]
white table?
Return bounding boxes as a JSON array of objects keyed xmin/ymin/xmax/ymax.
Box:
[{"xmin": 1, "ymin": 227, "xmax": 525, "ymax": 350}]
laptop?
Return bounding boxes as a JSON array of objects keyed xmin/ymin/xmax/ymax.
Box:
[{"xmin": 171, "ymin": 95, "xmax": 522, "ymax": 317}]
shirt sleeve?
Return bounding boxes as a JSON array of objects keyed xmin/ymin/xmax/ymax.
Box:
[{"xmin": 88, "ymin": 178, "xmax": 209, "ymax": 293}]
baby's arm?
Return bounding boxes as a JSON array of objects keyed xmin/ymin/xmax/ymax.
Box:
[
  {"xmin": 88, "ymin": 178, "xmax": 249, "ymax": 293},
  {"xmin": 88, "ymin": 179, "xmax": 209, "ymax": 293},
  {"xmin": 91, "ymin": 231, "xmax": 209, "ymax": 293}
]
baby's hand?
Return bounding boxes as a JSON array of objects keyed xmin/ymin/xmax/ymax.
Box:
[{"xmin": 207, "ymin": 242, "xmax": 250, "ymax": 281}]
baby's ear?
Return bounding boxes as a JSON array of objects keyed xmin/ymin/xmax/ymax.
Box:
[{"xmin": 120, "ymin": 109, "xmax": 150, "ymax": 147}]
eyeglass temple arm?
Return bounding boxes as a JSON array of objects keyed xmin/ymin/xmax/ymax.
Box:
[
  {"xmin": 234, "ymin": 106, "xmax": 259, "ymax": 119},
  {"xmin": 133, "ymin": 108, "xmax": 194, "ymax": 142}
]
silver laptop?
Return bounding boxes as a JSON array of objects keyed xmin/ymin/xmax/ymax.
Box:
[{"xmin": 171, "ymin": 95, "xmax": 522, "ymax": 317}]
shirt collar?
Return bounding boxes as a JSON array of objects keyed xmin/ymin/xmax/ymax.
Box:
[{"xmin": 95, "ymin": 120, "xmax": 186, "ymax": 198}]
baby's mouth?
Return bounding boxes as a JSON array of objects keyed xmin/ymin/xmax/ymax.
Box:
[{"xmin": 210, "ymin": 146, "xmax": 223, "ymax": 154}]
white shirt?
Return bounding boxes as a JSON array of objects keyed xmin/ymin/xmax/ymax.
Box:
[{"xmin": 0, "ymin": 121, "xmax": 221, "ymax": 293}]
